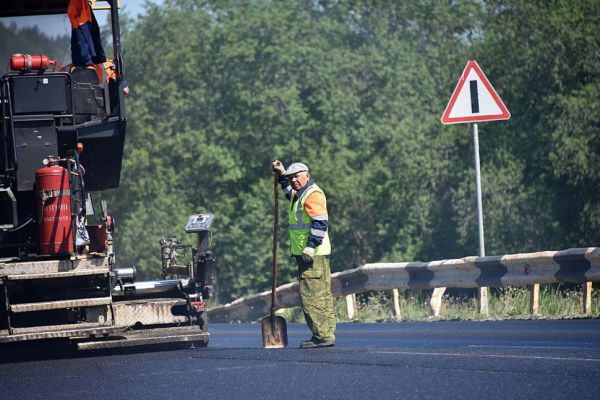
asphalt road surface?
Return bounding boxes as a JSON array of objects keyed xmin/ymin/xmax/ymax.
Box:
[{"xmin": 1, "ymin": 320, "xmax": 599, "ymax": 399}]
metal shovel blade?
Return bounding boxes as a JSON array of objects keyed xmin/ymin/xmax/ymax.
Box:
[{"xmin": 261, "ymin": 315, "xmax": 288, "ymax": 348}]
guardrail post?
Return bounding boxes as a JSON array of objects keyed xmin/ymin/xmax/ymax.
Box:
[
  {"xmin": 530, "ymin": 283, "xmax": 540, "ymax": 315},
  {"xmin": 478, "ymin": 287, "xmax": 488, "ymax": 315},
  {"xmin": 392, "ymin": 288, "xmax": 401, "ymax": 319},
  {"xmin": 583, "ymin": 281, "xmax": 592, "ymax": 315},
  {"xmin": 346, "ymin": 293, "xmax": 357, "ymax": 320},
  {"xmin": 430, "ymin": 287, "xmax": 446, "ymax": 317}
]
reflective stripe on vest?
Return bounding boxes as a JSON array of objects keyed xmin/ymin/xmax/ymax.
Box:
[{"xmin": 288, "ymin": 184, "xmax": 331, "ymax": 256}]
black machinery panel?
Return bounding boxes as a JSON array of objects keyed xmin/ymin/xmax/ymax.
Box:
[
  {"xmin": 10, "ymin": 75, "xmax": 68, "ymax": 114},
  {"xmin": 14, "ymin": 119, "xmax": 57, "ymax": 191}
]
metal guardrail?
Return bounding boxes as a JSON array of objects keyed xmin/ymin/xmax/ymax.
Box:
[{"xmin": 208, "ymin": 247, "xmax": 600, "ymax": 322}]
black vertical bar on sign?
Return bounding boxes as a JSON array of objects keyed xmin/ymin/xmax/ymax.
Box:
[{"xmin": 470, "ymin": 80, "xmax": 479, "ymax": 113}]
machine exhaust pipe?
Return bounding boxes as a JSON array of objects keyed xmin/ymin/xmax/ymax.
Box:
[
  {"xmin": 113, "ymin": 266, "xmax": 136, "ymax": 282},
  {"xmin": 112, "ymin": 278, "xmax": 190, "ymax": 297}
]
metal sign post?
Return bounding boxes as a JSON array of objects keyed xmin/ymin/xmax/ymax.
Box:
[
  {"xmin": 472, "ymin": 122, "xmax": 485, "ymax": 258},
  {"xmin": 441, "ymin": 60, "xmax": 510, "ymax": 315},
  {"xmin": 471, "ymin": 122, "xmax": 488, "ymax": 314}
]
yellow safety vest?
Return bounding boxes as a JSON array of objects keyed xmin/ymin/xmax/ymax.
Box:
[{"xmin": 288, "ymin": 184, "xmax": 331, "ymax": 256}]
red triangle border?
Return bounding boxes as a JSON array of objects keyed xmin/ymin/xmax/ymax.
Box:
[{"xmin": 441, "ymin": 60, "xmax": 510, "ymax": 125}]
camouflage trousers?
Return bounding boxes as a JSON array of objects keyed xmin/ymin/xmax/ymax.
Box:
[{"xmin": 296, "ymin": 255, "xmax": 336, "ymax": 342}]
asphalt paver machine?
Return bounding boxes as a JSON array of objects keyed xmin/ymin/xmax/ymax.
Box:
[{"xmin": 0, "ymin": 0, "xmax": 215, "ymax": 350}]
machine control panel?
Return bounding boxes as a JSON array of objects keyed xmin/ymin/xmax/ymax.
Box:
[{"xmin": 184, "ymin": 213, "xmax": 214, "ymax": 233}]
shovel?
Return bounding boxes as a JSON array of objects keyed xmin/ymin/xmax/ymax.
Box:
[{"xmin": 261, "ymin": 174, "xmax": 288, "ymax": 348}]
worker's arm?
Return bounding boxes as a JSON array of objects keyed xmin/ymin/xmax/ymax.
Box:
[
  {"xmin": 277, "ymin": 175, "xmax": 293, "ymax": 201},
  {"xmin": 304, "ymin": 191, "xmax": 328, "ymax": 248}
]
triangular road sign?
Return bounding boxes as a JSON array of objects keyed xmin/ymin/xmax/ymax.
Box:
[{"xmin": 441, "ymin": 60, "xmax": 510, "ymax": 125}]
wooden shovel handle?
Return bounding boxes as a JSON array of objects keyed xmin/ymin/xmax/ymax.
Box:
[{"xmin": 271, "ymin": 174, "xmax": 279, "ymax": 316}]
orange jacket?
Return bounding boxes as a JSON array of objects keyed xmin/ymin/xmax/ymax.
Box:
[
  {"xmin": 67, "ymin": 0, "xmax": 93, "ymax": 29},
  {"xmin": 93, "ymin": 61, "xmax": 117, "ymax": 84}
]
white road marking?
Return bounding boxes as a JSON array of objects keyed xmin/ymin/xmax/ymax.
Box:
[
  {"xmin": 467, "ymin": 344, "xmax": 598, "ymax": 351},
  {"xmin": 374, "ymin": 350, "xmax": 600, "ymax": 362}
]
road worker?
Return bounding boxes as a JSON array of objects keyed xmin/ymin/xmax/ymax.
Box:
[
  {"xmin": 68, "ymin": 0, "xmax": 106, "ymax": 66},
  {"xmin": 93, "ymin": 60, "xmax": 130, "ymax": 95},
  {"xmin": 67, "ymin": 0, "xmax": 129, "ymax": 95},
  {"xmin": 272, "ymin": 160, "xmax": 336, "ymax": 348}
]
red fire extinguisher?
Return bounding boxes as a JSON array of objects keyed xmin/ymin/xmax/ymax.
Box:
[
  {"xmin": 10, "ymin": 54, "xmax": 52, "ymax": 71},
  {"xmin": 35, "ymin": 163, "xmax": 74, "ymax": 254}
]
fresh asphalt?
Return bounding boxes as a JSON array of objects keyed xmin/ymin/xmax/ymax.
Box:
[{"xmin": 1, "ymin": 320, "xmax": 599, "ymax": 399}]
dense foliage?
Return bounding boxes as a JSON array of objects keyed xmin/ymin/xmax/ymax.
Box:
[{"xmin": 4, "ymin": 1, "xmax": 598, "ymax": 302}]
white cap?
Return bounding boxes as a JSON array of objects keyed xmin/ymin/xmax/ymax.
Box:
[{"xmin": 283, "ymin": 162, "xmax": 309, "ymax": 176}]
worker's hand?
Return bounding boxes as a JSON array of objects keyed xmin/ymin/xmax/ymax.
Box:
[
  {"xmin": 302, "ymin": 247, "xmax": 315, "ymax": 263},
  {"xmin": 272, "ymin": 160, "xmax": 285, "ymax": 175}
]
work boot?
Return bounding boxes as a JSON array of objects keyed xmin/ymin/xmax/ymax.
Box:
[
  {"xmin": 299, "ymin": 338, "xmax": 335, "ymax": 349},
  {"xmin": 299, "ymin": 337, "xmax": 316, "ymax": 348}
]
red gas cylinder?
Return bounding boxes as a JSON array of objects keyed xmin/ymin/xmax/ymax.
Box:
[
  {"xmin": 10, "ymin": 54, "xmax": 51, "ymax": 71},
  {"xmin": 35, "ymin": 164, "xmax": 74, "ymax": 254}
]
